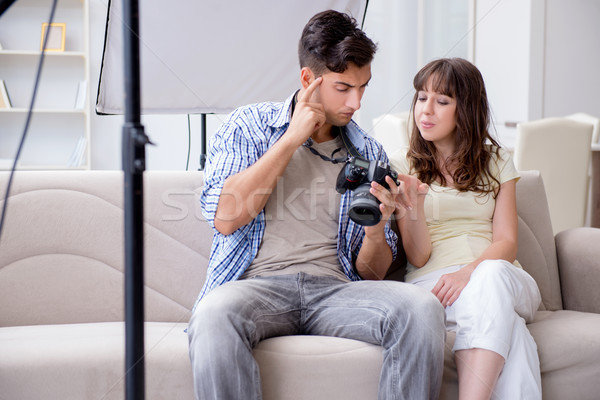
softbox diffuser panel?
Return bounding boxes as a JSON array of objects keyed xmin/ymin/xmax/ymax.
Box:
[{"xmin": 96, "ymin": 0, "xmax": 368, "ymax": 115}]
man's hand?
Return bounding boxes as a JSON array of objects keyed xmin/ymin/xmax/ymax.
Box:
[
  {"xmin": 364, "ymin": 176, "xmax": 401, "ymax": 235},
  {"xmin": 214, "ymin": 77, "xmax": 324, "ymax": 235},
  {"xmin": 355, "ymin": 176, "xmax": 398, "ymax": 279},
  {"xmin": 286, "ymin": 77, "xmax": 325, "ymax": 146}
]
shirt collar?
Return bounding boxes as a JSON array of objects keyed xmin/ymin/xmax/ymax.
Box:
[{"xmin": 270, "ymin": 92, "xmax": 298, "ymax": 129}]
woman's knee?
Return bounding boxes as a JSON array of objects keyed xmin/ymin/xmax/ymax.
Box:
[
  {"xmin": 465, "ymin": 260, "xmax": 519, "ymax": 295},
  {"xmin": 471, "ymin": 259, "xmax": 514, "ymax": 280}
]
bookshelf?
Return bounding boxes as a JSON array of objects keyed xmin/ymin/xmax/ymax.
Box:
[{"xmin": 0, "ymin": 0, "xmax": 90, "ymax": 170}]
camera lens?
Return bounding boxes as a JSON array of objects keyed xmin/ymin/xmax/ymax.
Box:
[{"xmin": 348, "ymin": 184, "xmax": 382, "ymax": 226}]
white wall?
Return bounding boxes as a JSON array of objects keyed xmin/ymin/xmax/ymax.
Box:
[
  {"xmin": 543, "ymin": 0, "xmax": 600, "ymax": 118},
  {"xmin": 359, "ymin": 0, "xmax": 419, "ymax": 134},
  {"xmin": 473, "ymin": 0, "xmax": 542, "ymax": 148},
  {"xmin": 473, "ymin": 0, "xmax": 600, "ymax": 148}
]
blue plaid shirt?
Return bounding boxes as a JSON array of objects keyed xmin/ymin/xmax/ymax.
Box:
[{"xmin": 195, "ymin": 92, "xmax": 398, "ymax": 308}]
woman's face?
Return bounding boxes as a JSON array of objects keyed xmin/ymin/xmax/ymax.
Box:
[{"xmin": 414, "ymin": 77, "xmax": 458, "ymax": 151}]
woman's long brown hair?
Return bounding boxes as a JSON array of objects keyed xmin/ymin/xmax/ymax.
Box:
[{"xmin": 407, "ymin": 58, "xmax": 501, "ymax": 196}]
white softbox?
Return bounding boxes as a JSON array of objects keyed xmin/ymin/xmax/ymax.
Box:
[{"xmin": 96, "ymin": 0, "xmax": 368, "ymax": 115}]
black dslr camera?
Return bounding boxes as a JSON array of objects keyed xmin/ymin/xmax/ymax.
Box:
[{"xmin": 335, "ymin": 156, "xmax": 399, "ymax": 226}]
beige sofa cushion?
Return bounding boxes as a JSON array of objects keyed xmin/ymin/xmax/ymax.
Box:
[
  {"xmin": 556, "ymin": 227, "xmax": 600, "ymax": 313},
  {"xmin": 529, "ymin": 310, "xmax": 600, "ymax": 398},
  {"xmin": 2, "ymin": 170, "xmax": 599, "ymax": 400},
  {"xmin": 515, "ymin": 171, "xmax": 563, "ymax": 311},
  {"xmin": 439, "ymin": 309, "xmax": 600, "ymax": 400},
  {"xmin": 0, "ymin": 171, "xmax": 209, "ymax": 326},
  {"xmin": 254, "ymin": 336, "xmax": 382, "ymax": 400},
  {"xmin": 0, "ymin": 322, "xmax": 193, "ymax": 400}
]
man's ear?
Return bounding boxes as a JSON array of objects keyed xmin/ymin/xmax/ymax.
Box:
[{"xmin": 300, "ymin": 67, "xmax": 314, "ymax": 89}]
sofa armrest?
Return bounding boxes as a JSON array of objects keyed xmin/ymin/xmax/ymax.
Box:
[{"xmin": 556, "ymin": 227, "xmax": 600, "ymax": 314}]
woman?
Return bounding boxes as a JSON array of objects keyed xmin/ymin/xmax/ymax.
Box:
[{"xmin": 389, "ymin": 58, "xmax": 542, "ymax": 399}]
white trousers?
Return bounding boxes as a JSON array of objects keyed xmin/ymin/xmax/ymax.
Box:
[{"xmin": 409, "ymin": 259, "xmax": 542, "ymax": 400}]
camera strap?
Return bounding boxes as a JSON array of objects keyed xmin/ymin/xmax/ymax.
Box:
[
  {"xmin": 303, "ymin": 137, "xmax": 348, "ymax": 164},
  {"xmin": 339, "ymin": 127, "xmax": 361, "ymax": 159}
]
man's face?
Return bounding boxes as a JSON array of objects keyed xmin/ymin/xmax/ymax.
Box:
[{"xmin": 311, "ymin": 63, "xmax": 372, "ymax": 127}]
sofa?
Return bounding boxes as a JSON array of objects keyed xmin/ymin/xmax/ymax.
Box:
[{"xmin": 1, "ymin": 170, "xmax": 599, "ymax": 400}]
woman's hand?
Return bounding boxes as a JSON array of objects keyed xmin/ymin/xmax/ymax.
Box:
[
  {"xmin": 432, "ymin": 264, "xmax": 475, "ymax": 307},
  {"xmin": 391, "ymin": 174, "xmax": 431, "ymax": 268},
  {"xmin": 394, "ymin": 174, "xmax": 429, "ymax": 212}
]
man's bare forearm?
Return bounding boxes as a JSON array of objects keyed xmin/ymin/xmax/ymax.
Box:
[{"xmin": 355, "ymin": 229, "xmax": 393, "ymax": 280}]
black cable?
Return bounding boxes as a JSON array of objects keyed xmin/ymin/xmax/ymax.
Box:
[
  {"xmin": 0, "ymin": 0, "xmax": 59, "ymax": 242},
  {"xmin": 186, "ymin": 114, "xmax": 191, "ymax": 171}
]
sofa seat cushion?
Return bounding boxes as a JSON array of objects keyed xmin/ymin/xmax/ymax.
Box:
[
  {"xmin": 0, "ymin": 322, "xmax": 193, "ymax": 400},
  {"xmin": 528, "ymin": 310, "xmax": 600, "ymax": 399},
  {"xmin": 437, "ymin": 310, "xmax": 600, "ymax": 400},
  {"xmin": 437, "ymin": 311, "xmax": 600, "ymax": 400},
  {"xmin": 254, "ymin": 335, "xmax": 382, "ymax": 400}
]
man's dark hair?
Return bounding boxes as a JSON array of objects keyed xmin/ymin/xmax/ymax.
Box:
[{"xmin": 299, "ymin": 9, "xmax": 377, "ymax": 76}]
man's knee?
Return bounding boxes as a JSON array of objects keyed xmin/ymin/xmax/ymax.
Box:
[
  {"xmin": 384, "ymin": 283, "xmax": 446, "ymax": 340},
  {"xmin": 188, "ymin": 284, "xmax": 247, "ymax": 340},
  {"xmin": 411, "ymin": 287, "xmax": 446, "ymax": 339}
]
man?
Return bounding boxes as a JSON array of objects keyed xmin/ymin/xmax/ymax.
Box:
[{"xmin": 188, "ymin": 9, "xmax": 445, "ymax": 399}]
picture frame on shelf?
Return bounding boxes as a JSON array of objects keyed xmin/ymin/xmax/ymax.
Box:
[
  {"xmin": 40, "ymin": 22, "xmax": 66, "ymax": 52},
  {"xmin": 0, "ymin": 80, "xmax": 12, "ymax": 109}
]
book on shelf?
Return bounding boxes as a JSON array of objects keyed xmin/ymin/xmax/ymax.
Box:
[
  {"xmin": 0, "ymin": 80, "xmax": 12, "ymax": 109},
  {"xmin": 74, "ymin": 80, "xmax": 87, "ymax": 109},
  {"xmin": 67, "ymin": 136, "xmax": 87, "ymax": 167}
]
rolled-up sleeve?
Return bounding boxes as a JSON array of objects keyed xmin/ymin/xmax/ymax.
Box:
[{"xmin": 200, "ymin": 111, "xmax": 263, "ymax": 229}]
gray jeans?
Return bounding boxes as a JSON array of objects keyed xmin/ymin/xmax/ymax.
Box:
[{"xmin": 188, "ymin": 273, "xmax": 446, "ymax": 400}]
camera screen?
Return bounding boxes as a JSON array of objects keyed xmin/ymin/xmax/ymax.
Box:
[{"xmin": 354, "ymin": 158, "xmax": 370, "ymax": 169}]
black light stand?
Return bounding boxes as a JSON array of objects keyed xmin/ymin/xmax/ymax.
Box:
[
  {"xmin": 122, "ymin": 0, "xmax": 149, "ymax": 399},
  {"xmin": 0, "ymin": 0, "xmax": 16, "ymax": 17},
  {"xmin": 199, "ymin": 113, "xmax": 207, "ymax": 170}
]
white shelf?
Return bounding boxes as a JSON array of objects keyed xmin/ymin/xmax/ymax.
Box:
[
  {"xmin": 10, "ymin": 0, "xmax": 84, "ymax": 7},
  {"xmin": 0, "ymin": 108, "xmax": 87, "ymax": 114},
  {"xmin": 0, "ymin": 50, "xmax": 85, "ymax": 57},
  {"xmin": 0, "ymin": 0, "xmax": 90, "ymax": 170},
  {"xmin": 0, "ymin": 164, "xmax": 89, "ymax": 171}
]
